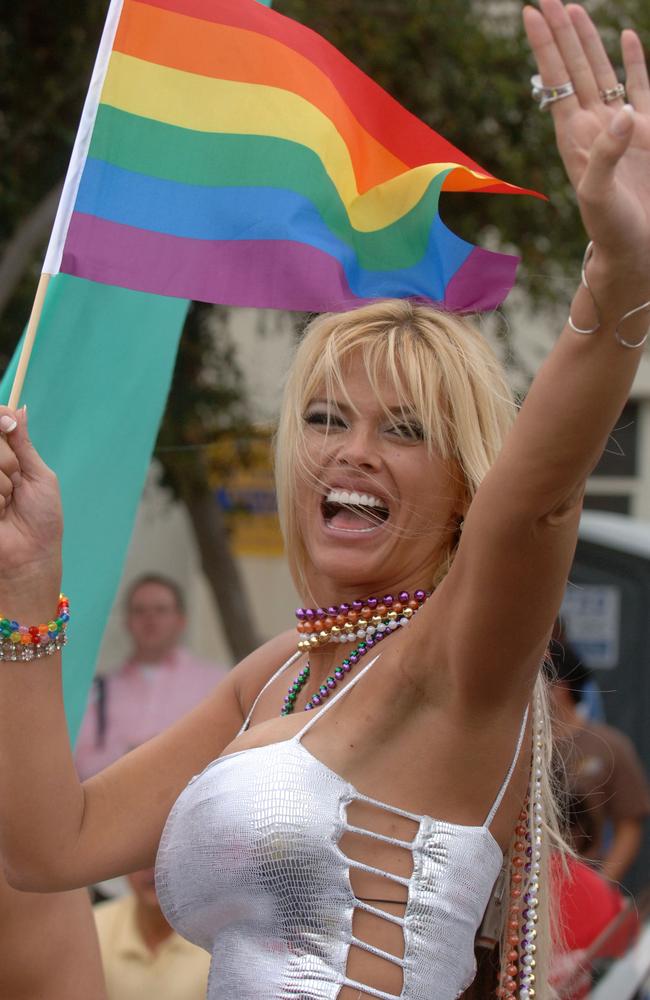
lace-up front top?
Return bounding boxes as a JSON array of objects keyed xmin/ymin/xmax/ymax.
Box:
[{"xmin": 155, "ymin": 652, "xmax": 529, "ymax": 1000}]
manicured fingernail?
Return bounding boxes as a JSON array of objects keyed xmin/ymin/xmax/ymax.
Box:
[
  {"xmin": 609, "ymin": 104, "xmax": 634, "ymax": 136},
  {"xmin": 0, "ymin": 415, "xmax": 17, "ymax": 433}
]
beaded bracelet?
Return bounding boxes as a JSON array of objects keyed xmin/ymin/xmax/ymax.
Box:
[{"xmin": 0, "ymin": 595, "xmax": 70, "ymax": 662}]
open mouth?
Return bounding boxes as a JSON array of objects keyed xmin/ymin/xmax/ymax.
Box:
[{"xmin": 321, "ymin": 488, "xmax": 390, "ymax": 533}]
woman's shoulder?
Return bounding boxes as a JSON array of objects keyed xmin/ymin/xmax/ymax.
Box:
[{"xmin": 230, "ymin": 629, "xmax": 297, "ymax": 720}]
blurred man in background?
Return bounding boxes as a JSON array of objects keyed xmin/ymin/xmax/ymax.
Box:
[
  {"xmin": 94, "ymin": 866, "xmax": 209, "ymax": 1000},
  {"xmin": 75, "ymin": 573, "xmax": 228, "ymax": 780}
]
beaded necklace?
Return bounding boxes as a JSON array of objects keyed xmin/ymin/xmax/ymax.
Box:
[
  {"xmin": 281, "ymin": 589, "xmax": 428, "ymax": 716},
  {"xmin": 497, "ymin": 688, "xmax": 544, "ymax": 1000},
  {"xmin": 295, "ymin": 589, "xmax": 427, "ymax": 651}
]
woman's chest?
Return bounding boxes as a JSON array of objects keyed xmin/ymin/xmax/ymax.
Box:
[{"xmin": 156, "ymin": 739, "xmax": 502, "ymax": 1000}]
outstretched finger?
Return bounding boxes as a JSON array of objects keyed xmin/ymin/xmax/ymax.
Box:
[
  {"xmin": 538, "ymin": 0, "xmax": 601, "ymax": 108},
  {"xmin": 567, "ymin": 5, "xmax": 624, "ymax": 106},
  {"xmin": 623, "ymin": 29, "xmax": 650, "ymax": 114},
  {"xmin": 524, "ymin": 5, "xmax": 580, "ymax": 122}
]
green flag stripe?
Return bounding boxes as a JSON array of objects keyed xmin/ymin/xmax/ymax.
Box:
[{"xmin": 88, "ymin": 104, "xmax": 449, "ymax": 270}]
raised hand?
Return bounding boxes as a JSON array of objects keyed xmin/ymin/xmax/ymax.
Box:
[
  {"xmin": 0, "ymin": 407, "xmax": 62, "ymax": 605},
  {"xmin": 524, "ymin": 1, "xmax": 650, "ymax": 276}
]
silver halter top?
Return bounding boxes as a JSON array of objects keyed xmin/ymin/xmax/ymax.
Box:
[{"xmin": 155, "ymin": 652, "xmax": 529, "ymax": 1000}]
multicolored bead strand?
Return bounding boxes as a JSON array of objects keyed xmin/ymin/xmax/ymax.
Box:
[
  {"xmin": 497, "ymin": 692, "xmax": 543, "ymax": 1000},
  {"xmin": 295, "ymin": 590, "xmax": 427, "ymax": 652},
  {"xmin": 0, "ymin": 595, "xmax": 70, "ymax": 662},
  {"xmin": 283, "ymin": 589, "xmax": 428, "ymax": 716},
  {"xmin": 281, "ymin": 664, "xmax": 311, "ymax": 716},
  {"xmin": 302, "ymin": 628, "xmax": 389, "ymax": 712},
  {"xmin": 518, "ymin": 695, "xmax": 544, "ymax": 1000},
  {"xmin": 498, "ymin": 803, "xmax": 530, "ymax": 1000}
]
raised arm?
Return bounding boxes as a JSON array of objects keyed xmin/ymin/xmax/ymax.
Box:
[
  {"xmin": 437, "ymin": 1, "xmax": 650, "ymax": 702},
  {"xmin": 0, "ymin": 411, "xmax": 292, "ymax": 890}
]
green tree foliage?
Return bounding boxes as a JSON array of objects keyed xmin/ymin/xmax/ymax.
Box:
[
  {"xmin": 274, "ymin": 0, "xmax": 648, "ymax": 302},
  {"xmin": 2, "ymin": 1, "xmax": 648, "ymax": 360},
  {"xmin": 0, "ymin": 3, "xmax": 107, "ymax": 363}
]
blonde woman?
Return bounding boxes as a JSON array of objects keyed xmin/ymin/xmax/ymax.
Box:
[{"xmin": 0, "ymin": 2, "xmax": 649, "ymax": 998}]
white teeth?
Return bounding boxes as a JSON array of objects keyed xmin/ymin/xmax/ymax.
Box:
[{"xmin": 326, "ymin": 488, "xmax": 387, "ymax": 509}]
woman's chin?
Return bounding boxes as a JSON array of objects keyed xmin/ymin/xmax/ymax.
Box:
[{"xmin": 304, "ymin": 541, "xmax": 395, "ymax": 596}]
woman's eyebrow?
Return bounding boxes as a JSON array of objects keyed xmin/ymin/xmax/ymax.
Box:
[
  {"xmin": 307, "ymin": 397, "xmax": 348, "ymax": 411},
  {"xmin": 307, "ymin": 397, "xmax": 414, "ymax": 417}
]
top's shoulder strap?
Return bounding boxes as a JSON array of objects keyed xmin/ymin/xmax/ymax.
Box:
[
  {"xmin": 239, "ymin": 650, "xmax": 302, "ymax": 734},
  {"xmin": 484, "ymin": 705, "xmax": 530, "ymax": 829},
  {"xmin": 294, "ymin": 653, "xmax": 382, "ymax": 742}
]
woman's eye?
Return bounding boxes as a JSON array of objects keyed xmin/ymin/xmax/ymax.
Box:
[
  {"xmin": 303, "ymin": 411, "xmax": 346, "ymax": 431},
  {"xmin": 389, "ymin": 422, "xmax": 424, "ymax": 441}
]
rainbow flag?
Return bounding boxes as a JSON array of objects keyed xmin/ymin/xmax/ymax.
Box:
[{"xmin": 44, "ymin": 0, "xmax": 537, "ymax": 313}]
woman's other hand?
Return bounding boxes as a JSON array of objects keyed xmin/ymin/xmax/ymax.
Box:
[
  {"xmin": 524, "ymin": 1, "xmax": 650, "ymax": 282},
  {"xmin": 0, "ymin": 405, "xmax": 63, "ymax": 604}
]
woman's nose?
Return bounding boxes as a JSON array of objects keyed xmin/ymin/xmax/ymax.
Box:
[{"xmin": 335, "ymin": 424, "xmax": 381, "ymax": 469}]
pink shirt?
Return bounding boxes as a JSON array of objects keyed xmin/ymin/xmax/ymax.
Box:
[{"xmin": 75, "ymin": 648, "xmax": 228, "ymax": 780}]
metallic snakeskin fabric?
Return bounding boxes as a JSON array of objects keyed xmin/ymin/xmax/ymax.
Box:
[{"xmin": 155, "ymin": 736, "xmax": 504, "ymax": 999}]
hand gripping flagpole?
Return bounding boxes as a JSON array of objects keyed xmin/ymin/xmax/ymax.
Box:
[{"xmin": 7, "ymin": 0, "xmax": 125, "ymax": 410}]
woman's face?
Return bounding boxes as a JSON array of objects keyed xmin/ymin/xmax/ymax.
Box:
[{"xmin": 297, "ymin": 354, "xmax": 464, "ymax": 600}]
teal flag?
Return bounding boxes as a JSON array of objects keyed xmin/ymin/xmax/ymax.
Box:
[
  {"xmin": 0, "ymin": 276, "xmax": 188, "ymax": 738},
  {"xmin": 1, "ymin": 0, "xmax": 272, "ymax": 742}
]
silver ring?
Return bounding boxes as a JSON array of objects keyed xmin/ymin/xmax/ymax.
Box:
[
  {"xmin": 531, "ymin": 74, "xmax": 576, "ymax": 111},
  {"xmin": 600, "ymin": 83, "xmax": 626, "ymax": 104}
]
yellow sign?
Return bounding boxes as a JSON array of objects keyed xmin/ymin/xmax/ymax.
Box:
[{"xmin": 207, "ymin": 433, "xmax": 284, "ymax": 557}]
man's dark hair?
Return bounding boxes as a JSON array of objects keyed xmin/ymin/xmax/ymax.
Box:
[{"xmin": 125, "ymin": 573, "xmax": 186, "ymax": 614}]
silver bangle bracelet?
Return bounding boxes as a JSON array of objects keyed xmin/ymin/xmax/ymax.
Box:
[
  {"xmin": 0, "ymin": 633, "xmax": 67, "ymax": 662},
  {"xmin": 568, "ymin": 242, "xmax": 600, "ymax": 336},
  {"xmin": 568, "ymin": 241, "xmax": 650, "ymax": 349}
]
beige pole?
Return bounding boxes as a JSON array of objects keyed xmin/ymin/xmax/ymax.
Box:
[{"xmin": 8, "ymin": 272, "xmax": 51, "ymax": 410}]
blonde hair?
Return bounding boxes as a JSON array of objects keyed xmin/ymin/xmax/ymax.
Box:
[
  {"xmin": 275, "ymin": 299, "xmax": 515, "ymax": 597},
  {"xmin": 275, "ymin": 299, "xmax": 564, "ymax": 998}
]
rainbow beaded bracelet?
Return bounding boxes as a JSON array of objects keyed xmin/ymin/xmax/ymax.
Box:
[{"xmin": 0, "ymin": 595, "xmax": 70, "ymax": 661}]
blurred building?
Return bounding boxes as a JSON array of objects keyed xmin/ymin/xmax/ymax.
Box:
[
  {"xmin": 96, "ymin": 301, "xmax": 650, "ymax": 675},
  {"xmin": 505, "ymin": 294, "xmax": 650, "ymax": 518}
]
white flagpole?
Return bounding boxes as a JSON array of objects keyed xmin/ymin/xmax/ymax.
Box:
[{"xmin": 44, "ymin": 0, "xmax": 125, "ymax": 274}]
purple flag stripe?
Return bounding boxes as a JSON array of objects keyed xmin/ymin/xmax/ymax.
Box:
[
  {"xmin": 61, "ymin": 214, "xmax": 516, "ymax": 313},
  {"xmin": 445, "ymin": 246, "xmax": 519, "ymax": 313}
]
